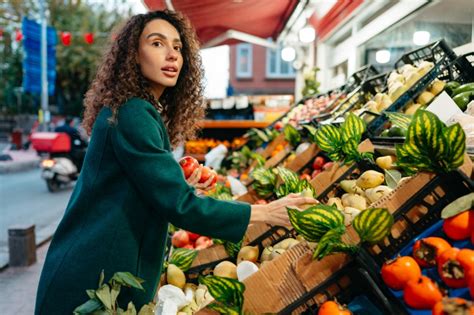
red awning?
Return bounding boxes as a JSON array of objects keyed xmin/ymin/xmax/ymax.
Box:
[{"xmin": 143, "ymin": 0, "xmax": 299, "ymax": 47}]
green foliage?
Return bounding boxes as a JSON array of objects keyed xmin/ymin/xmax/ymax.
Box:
[
  {"xmin": 1, "ymin": 0, "xmax": 132, "ymax": 115},
  {"xmin": 207, "ymin": 183, "xmax": 233, "ymax": 201},
  {"xmin": 283, "ymin": 124, "xmax": 301, "ymax": 147},
  {"xmin": 275, "ymin": 167, "xmax": 316, "ymax": 198},
  {"xmin": 396, "ymin": 110, "xmax": 466, "ymax": 173},
  {"xmin": 385, "ymin": 112, "xmax": 412, "ymax": 130},
  {"xmin": 244, "ymin": 128, "xmax": 279, "ymax": 148},
  {"xmin": 73, "ymin": 270, "xmax": 153, "ymax": 315},
  {"xmin": 228, "ymin": 145, "xmax": 265, "ymax": 171}
]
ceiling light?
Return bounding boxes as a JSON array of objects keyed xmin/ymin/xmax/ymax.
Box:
[
  {"xmin": 375, "ymin": 49, "xmax": 391, "ymax": 64},
  {"xmin": 281, "ymin": 47, "xmax": 296, "ymax": 62},
  {"xmin": 413, "ymin": 31, "xmax": 430, "ymax": 46},
  {"xmin": 299, "ymin": 26, "xmax": 316, "ymax": 43}
]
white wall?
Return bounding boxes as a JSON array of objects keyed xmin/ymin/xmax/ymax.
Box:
[{"xmin": 200, "ymin": 45, "xmax": 230, "ymax": 99}]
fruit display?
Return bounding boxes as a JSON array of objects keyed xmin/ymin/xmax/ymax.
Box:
[{"xmin": 185, "ymin": 137, "xmax": 246, "ymax": 155}]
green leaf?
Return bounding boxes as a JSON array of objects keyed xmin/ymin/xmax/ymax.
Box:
[
  {"xmin": 252, "ymin": 128, "xmax": 269, "ymax": 143},
  {"xmin": 96, "ymin": 284, "xmax": 113, "ymax": 310},
  {"xmin": 111, "ymin": 272, "xmax": 145, "ymax": 291},
  {"xmin": 441, "ymin": 193, "xmax": 474, "ymax": 219},
  {"xmin": 341, "ymin": 113, "xmax": 366, "ymax": 142},
  {"xmin": 98, "ymin": 269, "xmax": 105, "ymax": 288},
  {"xmin": 137, "ymin": 303, "xmax": 156, "ymax": 315},
  {"xmin": 73, "ymin": 298, "xmax": 103, "ymax": 314},
  {"xmin": 110, "ymin": 283, "xmax": 121, "ymax": 308},
  {"xmin": 384, "ymin": 169, "xmax": 402, "ymax": 189},
  {"xmin": 122, "ymin": 302, "xmax": 137, "ymax": 315},
  {"xmin": 86, "ymin": 289, "xmax": 96, "ymax": 299},
  {"xmin": 169, "ymin": 248, "xmax": 198, "ymax": 272}
]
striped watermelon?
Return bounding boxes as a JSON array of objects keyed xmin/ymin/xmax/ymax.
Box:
[
  {"xmin": 169, "ymin": 248, "xmax": 198, "ymax": 272},
  {"xmin": 352, "ymin": 208, "xmax": 394, "ymax": 244},
  {"xmin": 341, "ymin": 113, "xmax": 366, "ymax": 142},
  {"xmin": 287, "ymin": 205, "xmax": 345, "ymax": 242},
  {"xmin": 199, "ymin": 275, "xmax": 245, "ymax": 310}
]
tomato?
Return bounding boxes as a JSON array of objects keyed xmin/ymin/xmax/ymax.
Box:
[
  {"xmin": 313, "ymin": 156, "xmax": 325, "ymax": 170},
  {"xmin": 199, "ymin": 166, "xmax": 214, "ymax": 184},
  {"xmin": 381, "ymin": 256, "xmax": 422, "ymax": 290},
  {"xmin": 443, "ymin": 210, "xmax": 474, "ymax": 241},
  {"xmin": 171, "ymin": 230, "xmax": 190, "ymax": 248},
  {"xmin": 432, "ymin": 297, "xmax": 474, "ymax": 315},
  {"xmin": 403, "ymin": 276, "xmax": 444, "ymax": 309},
  {"xmin": 318, "ymin": 301, "xmax": 352, "ymax": 315},
  {"xmin": 274, "ymin": 121, "xmax": 284, "ymax": 131},
  {"xmin": 179, "ymin": 156, "xmax": 199, "ymax": 179},
  {"xmin": 412, "ymin": 237, "xmax": 452, "ymax": 267},
  {"xmin": 300, "ymin": 173, "xmax": 312, "ymax": 181}
]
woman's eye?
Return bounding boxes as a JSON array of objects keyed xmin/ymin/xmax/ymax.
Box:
[
  {"xmin": 152, "ymin": 41, "xmax": 163, "ymax": 47},
  {"xmin": 174, "ymin": 46, "xmax": 182, "ymax": 52}
]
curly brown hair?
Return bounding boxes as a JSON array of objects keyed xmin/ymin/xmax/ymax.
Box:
[{"xmin": 83, "ymin": 10, "xmax": 205, "ymax": 147}]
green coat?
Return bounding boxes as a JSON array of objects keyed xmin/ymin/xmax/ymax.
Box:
[{"xmin": 35, "ymin": 98, "xmax": 250, "ymax": 314}]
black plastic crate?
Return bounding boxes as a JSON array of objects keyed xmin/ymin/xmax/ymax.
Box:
[
  {"xmin": 361, "ymin": 170, "xmax": 474, "ymax": 267},
  {"xmin": 347, "ymin": 64, "xmax": 380, "ymax": 87},
  {"xmin": 446, "ymin": 52, "xmax": 474, "ymax": 84},
  {"xmin": 394, "ymin": 39, "xmax": 457, "ymax": 70},
  {"xmin": 185, "ymin": 226, "xmax": 294, "ymax": 283},
  {"xmin": 278, "ymin": 260, "xmax": 405, "ymax": 314}
]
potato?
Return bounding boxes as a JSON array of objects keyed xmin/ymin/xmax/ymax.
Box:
[
  {"xmin": 343, "ymin": 207, "xmax": 362, "ymax": 225},
  {"xmin": 356, "ymin": 170, "xmax": 385, "ymax": 189},
  {"xmin": 365, "ymin": 185, "xmax": 393, "ymax": 203},
  {"xmin": 273, "ymin": 238, "xmax": 300, "ymax": 250},
  {"xmin": 327, "ymin": 197, "xmax": 344, "ymax": 211},
  {"xmin": 340, "ymin": 180, "xmax": 364, "ymax": 194}
]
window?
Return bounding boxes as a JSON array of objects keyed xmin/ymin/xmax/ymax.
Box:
[
  {"xmin": 236, "ymin": 43, "xmax": 252, "ymax": 78},
  {"xmin": 266, "ymin": 44, "xmax": 296, "ymax": 78}
]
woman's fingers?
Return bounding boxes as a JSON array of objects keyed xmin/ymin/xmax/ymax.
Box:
[{"xmin": 187, "ymin": 165, "xmax": 202, "ymax": 185}]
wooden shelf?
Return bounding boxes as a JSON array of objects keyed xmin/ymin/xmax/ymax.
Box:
[{"xmin": 197, "ymin": 120, "xmax": 270, "ymax": 129}]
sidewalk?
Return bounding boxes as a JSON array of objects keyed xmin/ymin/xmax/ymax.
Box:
[
  {"xmin": 0, "ymin": 242, "xmax": 49, "ymax": 315},
  {"xmin": 0, "ymin": 144, "xmax": 40, "ymax": 174}
]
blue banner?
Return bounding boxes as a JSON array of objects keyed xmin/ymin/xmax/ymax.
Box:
[{"xmin": 22, "ymin": 17, "xmax": 57, "ymax": 95}]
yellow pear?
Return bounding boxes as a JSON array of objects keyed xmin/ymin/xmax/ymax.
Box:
[
  {"xmin": 356, "ymin": 170, "xmax": 385, "ymax": 189},
  {"xmin": 213, "ymin": 261, "xmax": 237, "ymax": 279},
  {"xmin": 167, "ymin": 264, "xmax": 186, "ymax": 289},
  {"xmin": 237, "ymin": 246, "xmax": 259, "ymax": 264}
]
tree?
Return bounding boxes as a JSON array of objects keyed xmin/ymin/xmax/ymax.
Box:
[{"xmin": 0, "ymin": 0, "xmax": 133, "ymax": 116}]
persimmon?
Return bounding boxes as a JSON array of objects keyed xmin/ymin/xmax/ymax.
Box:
[
  {"xmin": 318, "ymin": 301, "xmax": 352, "ymax": 315},
  {"xmin": 432, "ymin": 297, "xmax": 474, "ymax": 315},
  {"xmin": 437, "ymin": 248, "xmax": 474, "ymax": 288},
  {"xmin": 412, "ymin": 237, "xmax": 452, "ymax": 267},
  {"xmin": 443, "ymin": 210, "xmax": 474, "ymax": 241},
  {"xmin": 381, "ymin": 256, "xmax": 422, "ymax": 290},
  {"xmin": 403, "ymin": 276, "xmax": 445, "ymax": 309}
]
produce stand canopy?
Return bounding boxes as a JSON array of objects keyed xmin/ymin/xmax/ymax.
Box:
[{"xmin": 143, "ymin": 0, "xmax": 299, "ymax": 47}]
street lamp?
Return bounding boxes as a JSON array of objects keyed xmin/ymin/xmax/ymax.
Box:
[
  {"xmin": 298, "ymin": 26, "xmax": 315, "ymax": 43},
  {"xmin": 375, "ymin": 49, "xmax": 391, "ymax": 64},
  {"xmin": 281, "ymin": 46, "xmax": 296, "ymax": 62},
  {"xmin": 413, "ymin": 31, "xmax": 430, "ymax": 46}
]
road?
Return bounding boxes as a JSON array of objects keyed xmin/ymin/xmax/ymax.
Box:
[{"xmin": 0, "ymin": 168, "xmax": 73, "ymax": 268}]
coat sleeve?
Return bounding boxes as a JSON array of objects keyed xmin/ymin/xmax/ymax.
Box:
[{"xmin": 110, "ymin": 99, "xmax": 251, "ymax": 243}]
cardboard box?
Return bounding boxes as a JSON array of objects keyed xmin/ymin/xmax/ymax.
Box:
[
  {"xmin": 242, "ymin": 242, "xmax": 310, "ymax": 313},
  {"xmin": 190, "ymin": 245, "xmax": 229, "ymax": 268},
  {"xmin": 310, "ymin": 162, "xmax": 352, "ymax": 196},
  {"xmin": 287, "ymin": 143, "xmax": 320, "ymax": 173}
]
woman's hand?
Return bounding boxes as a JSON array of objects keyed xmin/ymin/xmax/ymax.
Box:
[
  {"xmin": 250, "ymin": 193, "xmax": 319, "ymax": 227},
  {"xmin": 186, "ymin": 165, "xmax": 215, "ymax": 191}
]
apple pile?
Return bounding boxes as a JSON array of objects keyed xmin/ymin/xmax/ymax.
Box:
[
  {"xmin": 179, "ymin": 156, "xmax": 217, "ymax": 188},
  {"xmin": 310, "ymin": 156, "xmax": 333, "ymax": 179},
  {"xmin": 171, "ymin": 230, "xmax": 213, "ymax": 250}
]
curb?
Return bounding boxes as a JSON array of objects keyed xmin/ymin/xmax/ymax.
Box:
[{"xmin": 0, "ymin": 159, "xmax": 40, "ymax": 174}]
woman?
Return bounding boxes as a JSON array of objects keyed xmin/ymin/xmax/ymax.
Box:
[{"xmin": 35, "ymin": 10, "xmax": 316, "ymax": 314}]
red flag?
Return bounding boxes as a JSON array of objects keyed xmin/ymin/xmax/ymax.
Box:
[
  {"xmin": 15, "ymin": 29, "xmax": 23, "ymax": 42},
  {"xmin": 84, "ymin": 32, "xmax": 94, "ymax": 44},
  {"xmin": 61, "ymin": 32, "xmax": 72, "ymax": 46}
]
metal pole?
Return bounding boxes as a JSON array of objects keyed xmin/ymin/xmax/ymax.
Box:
[{"xmin": 40, "ymin": 0, "xmax": 49, "ymax": 129}]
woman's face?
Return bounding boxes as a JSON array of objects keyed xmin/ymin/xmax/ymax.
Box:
[{"xmin": 137, "ymin": 19, "xmax": 184, "ymax": 98}]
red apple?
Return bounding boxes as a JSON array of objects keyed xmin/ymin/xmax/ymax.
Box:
[
  {"xmin": 171, "ymin": 230, "xmax": 190, "ymax": 248},
  {"xmin": 312, "ymin": 156, "xmax": 325, "ymax": 170},
  {"xmin": 183, "ymin": 244, "xmax": 194, "ymax": 249},
  {"xmin": 322, "ymin": 162, "xmax": 334, "ymax": 170},
  {"xmin": 179, "ymin": 156, "xmax": 199, "ymax": 179},
  {"xmin": 300, "ymin": 173, "xmax": 312, "ymax": 181},
  {"xmin": 187, "ymin": 231, "xmax": 200, "ymax": 241},
  {"xmin": 195, "ymin": 236, "xmax": 213, "ymax": 249},
  {"xmin": 274, "ymin": 121, "xmax": 284, "ymax": 131},
  {"xmin": 311, "ymin": 169, "xmax": 321, "ymax": 178},
  {"xmin": 199, "ymin": 166, "xmax": 216, "ymax": 184}
]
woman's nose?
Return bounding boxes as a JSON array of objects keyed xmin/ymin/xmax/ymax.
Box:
[{"xmin": 166, "ymin": 48, "xmax": 178, "ymax": 61}]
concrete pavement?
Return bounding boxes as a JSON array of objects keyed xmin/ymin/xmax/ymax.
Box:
[{"xmin": 0, "ymin": 143, "xmax": 40, "ymax": 174}]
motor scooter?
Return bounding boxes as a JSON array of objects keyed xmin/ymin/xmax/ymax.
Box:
[{"xmin": 31, "ymin": 132, "xmax": 87, "ymax": 192}]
